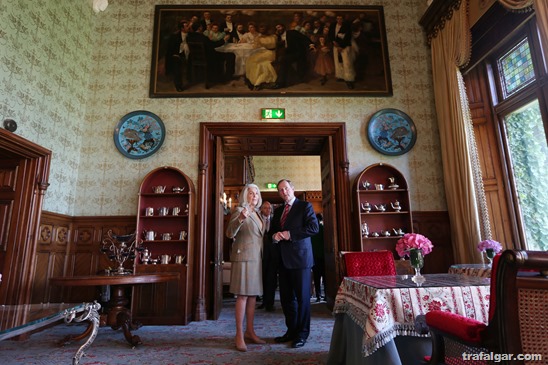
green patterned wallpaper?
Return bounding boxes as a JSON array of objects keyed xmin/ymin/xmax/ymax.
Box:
[{"xmin": 0, "ymin": 0, "xmax": 445, "ymax": 216}]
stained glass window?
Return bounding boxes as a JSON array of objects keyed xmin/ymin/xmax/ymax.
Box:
[{"xmin": 497, "ymin": 38, "xmax": 535, "ymax": 98}]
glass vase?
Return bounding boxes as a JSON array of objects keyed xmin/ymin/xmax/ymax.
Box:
[
  {"xmin": 485, "ymin": 248, "xmax": 496, "ymax": 267},
  {"xmin": 409, "ymin": 248, "xmax": 425, "ymax": 285}
]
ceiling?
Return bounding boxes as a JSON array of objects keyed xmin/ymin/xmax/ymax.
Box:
[{"xmin": 222, "ymin": 135, "xmax": 327, "ymax": 156}]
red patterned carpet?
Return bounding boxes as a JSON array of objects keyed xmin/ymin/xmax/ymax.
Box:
[{"xmin": 0, "ymin": 298, "xmax": 334, "ymax": 364}]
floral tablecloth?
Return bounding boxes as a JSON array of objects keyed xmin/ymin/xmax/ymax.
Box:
[
  {"xmin": 332, "ymin": 274, "xmax": 490, "ymax": 357},
  {"xmin": 448, "ymin": 264, "xmax": 492, "ymax": 278}
]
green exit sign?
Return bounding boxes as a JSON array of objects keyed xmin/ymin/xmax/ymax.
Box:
[{"xmin": 261, "ymin": 108, "xmax": 285, "ymax": 119}]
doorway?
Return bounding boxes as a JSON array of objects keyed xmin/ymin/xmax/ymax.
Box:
[
  {"xmin": 0, "ymin": 129, "xmax": 51, "ymax": 305},
  {"xmin": 195, "ymin": 122, "xmax": 352, "ymax": 321}
]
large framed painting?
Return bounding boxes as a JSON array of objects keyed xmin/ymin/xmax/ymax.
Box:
[{"xmin": 150, "ymin": 5, "xmax": 392, "ymax": 98}]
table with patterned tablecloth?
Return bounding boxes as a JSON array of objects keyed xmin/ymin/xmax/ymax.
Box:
[
  {"xmin": 328, "ymin": 274, "xmax": 490, "ymax": 364},
  {"xmin": 448, "ymin": 264, "xmax": 492, "ymax": 278}
]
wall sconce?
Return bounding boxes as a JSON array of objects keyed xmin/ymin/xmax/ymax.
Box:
[{"xmin": 220, "ymin": 192, "xmax": 232, "ymax": 215}]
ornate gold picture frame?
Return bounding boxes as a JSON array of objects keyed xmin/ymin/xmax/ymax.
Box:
[{"xmin": 149, "ymin": 5, "xmax": 392, "ymax": 98}]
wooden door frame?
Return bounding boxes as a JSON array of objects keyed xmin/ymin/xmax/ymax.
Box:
[
  {"xmin": 195, "ymin": 122, "xmax": 352, "ymax": 320},
  {"xmin": 0, "ymin": 129, "xmax": 51, "ymax": 305}
]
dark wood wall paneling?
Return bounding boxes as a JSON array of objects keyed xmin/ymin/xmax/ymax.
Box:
[
  {"xmin": 35, "ymin": 212, "xmax": 135, "ymax": 304},
  {"xmin": 32, "ymin": 211, "xmax": 71, "ymax": 303},
  {"xmin": 36, "ymin": 209, "xmax": 452, "ymax": 311},
  {"xmin": 412, "ymin": 211, "xmax": 453, "ymax": 274}
]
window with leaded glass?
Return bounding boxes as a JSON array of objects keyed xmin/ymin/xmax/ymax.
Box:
[{"xmin": 497, "ymin": 37, "xmax": 536, "ymax": 99}]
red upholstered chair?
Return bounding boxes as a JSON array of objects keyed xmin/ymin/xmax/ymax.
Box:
[
  {"xmin": 425, "ymin": 250, "xmax": 548, "ymax": 365},
  {"xmin": 342, "ymin": 250, "xmax": 397, "ymax": 277}
]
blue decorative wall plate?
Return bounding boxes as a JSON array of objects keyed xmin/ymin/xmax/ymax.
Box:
[
  {"xmin": 367, "ymin": 109, "xmax": 417, "ymax": 156},
  {"xmin": 113, "ymin": 111, "xmax": 165, "ymax": 159}
]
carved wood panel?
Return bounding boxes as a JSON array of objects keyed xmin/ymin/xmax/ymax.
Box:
[
  {"xmin": 34, "ymin": 213, "xmax": 136, "ymax": 305},
  {"xmin": 224, "ymin": 156, "xmax": 246, "ymax": 186},
  {"xmin": 32, "ymin": 213, "xmax": 71, "ymax": 303}
]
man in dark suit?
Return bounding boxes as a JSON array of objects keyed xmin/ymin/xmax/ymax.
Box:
[
  {"xmin": 328, "ymin": 14, "xmax": 356, "ymax": 89},
  {"xmin": 258, "ymin": 201, "xmax": 278, "ymax": 312},
  {"xmin": 187, "ymin": 22, "xmax": 236, "ymax": 84},
  {"xmin": 270, "ymin": 179, "xmax": 319, "ymax": 348},
  {"xmin": 273, "ymin": 23, "xmax": 315, "ymax": 88},
  {"xmin": 199, "ymin": 11, "xmax": 213, "ymax": 32},
  {"xmin": 220, "ymin": 14, "xmax": 234, "ymax": 35},
  {"xmin": 165, "ymin": 19, "xmax": 191, "ymax": 91}
]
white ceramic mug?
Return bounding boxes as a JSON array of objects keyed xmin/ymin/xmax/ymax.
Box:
[
  {"xmin": 145, "ymin": 207, "xmax": 154, "ymax": 216},
  {"xmin": 146, "ymin": 231, "xmax": 156, "ymax": 241}
]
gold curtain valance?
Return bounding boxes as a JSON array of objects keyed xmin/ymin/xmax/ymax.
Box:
[{"xmin": 420, "ymin": 0, "xmax": 463, "ymax": 44}]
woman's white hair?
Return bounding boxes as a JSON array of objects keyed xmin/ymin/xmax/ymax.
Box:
[{"xmin": 239, "ymin": 184, "xmax": 262, "ymax": 209}]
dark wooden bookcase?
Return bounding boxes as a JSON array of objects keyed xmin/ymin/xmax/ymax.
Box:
[
  {"xmin": 353, "ymin": 163, "xmax": 413, "ymax": 254},
  {"xmin": 131, "ymin": 166, "xmax": 194, "ymax": 325}
]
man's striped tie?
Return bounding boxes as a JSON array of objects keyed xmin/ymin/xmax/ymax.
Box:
[{"xmin": 280, "ymin": 204, "xmax": 290, "ymax": 228}]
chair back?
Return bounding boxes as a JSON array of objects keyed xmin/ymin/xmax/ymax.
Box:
[
  {"xmin": 493, "ymin": 250, "xmax": 548, "ymax": 363},
  {"xmin": 342, "ymin": 250, "xmax": 396, "ymax": 277},
  {"xmin": 488, "ymin": 253, "xmax": 501, "ymax": 321}
]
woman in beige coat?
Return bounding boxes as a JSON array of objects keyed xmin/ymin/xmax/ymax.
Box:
[{"xmin": 226, "ymin": 184, "xmax": 266, "ymax": 351}]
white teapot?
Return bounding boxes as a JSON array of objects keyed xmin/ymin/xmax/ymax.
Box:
[
  {"xmin": 374, "ymin": 204, "xmax": 386, "ymax": 212},
  {"xmin": 361, "ymin": 202, "xmax": 371, "ymax": 213},
  {"xmin": 390, "ymin": 201, "xmax": 402, "ymax": 211},
  {"xmin": 141, "ymin": 248, "xmax": 151, "ymax": 264}
]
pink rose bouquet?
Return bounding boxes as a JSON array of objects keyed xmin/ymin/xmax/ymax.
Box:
[
  {"xmin": 477, "ymin": 239, "xmax": 502, "ymax": 253},
  {"xmin": 396, "ymin": 233, "xmax": 433, "ymax": 258}
]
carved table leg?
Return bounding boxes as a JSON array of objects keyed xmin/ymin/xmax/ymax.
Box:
[
  {"xmin": 63, "ymin": 302, "xmax": 101, "ymax": 365},
  {"xmin": 106, "ymin": 285, "xmax": 142, "ymax": 347},
  {"xmin": 116, "ymin": 308, "xmax": 142, "ymax": 347}
]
